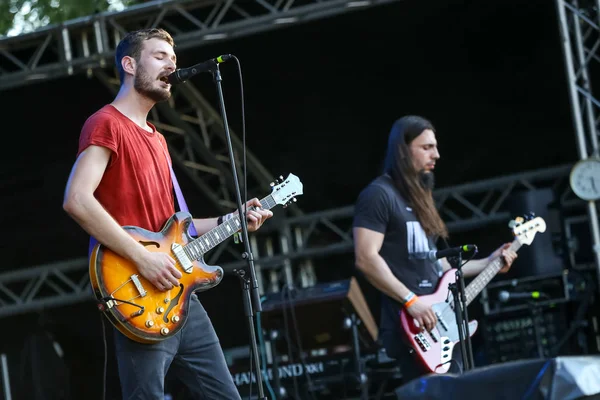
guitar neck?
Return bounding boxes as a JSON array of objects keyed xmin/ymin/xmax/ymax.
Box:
[
  {"xmin": 184, "ymin": 195, "xmax": 277, "ymax": 259},
  {"xmin": 464, "ymin": 240, "xmax": 521, "ymax": 306}
]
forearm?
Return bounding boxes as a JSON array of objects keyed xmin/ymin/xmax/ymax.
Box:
[
  {"xmin": 461, "ymin": 257, "xmax": 491, "ymax": 278},
  {"xmin": 356, "ymin": 253, "xmax": 413, "ymax": 304},
  {"xmin": 192, "ymin": 217, "xmax": 220, "ymax": 236},
  {"xmin": 64, "ymin": 193, "xmax": 146, "ymax": 263}
]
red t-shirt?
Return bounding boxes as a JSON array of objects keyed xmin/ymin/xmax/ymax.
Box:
[{"xmin": 78, "ymin": 104, "xmax": 175, "ymax": 232}]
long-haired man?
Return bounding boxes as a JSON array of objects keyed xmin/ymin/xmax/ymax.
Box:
[{"xmin": 353, "ymin": 115, "xmax": 517, "ymax": 381}]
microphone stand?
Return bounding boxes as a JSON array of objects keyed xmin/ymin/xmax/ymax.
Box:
[
  {"xmin": 211, "ymin": 64, "xmax": 267, "ymax": 400},
  {"xmin": 448, "ymin": 252, "xmax": 475, "ymax": 372}
]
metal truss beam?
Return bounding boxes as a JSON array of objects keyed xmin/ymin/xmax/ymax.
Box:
[
  {"xmin": 556, "ymin": 0, "xmax": 600, "ymax": 291},
  {"xmin": 0, "ymin": 0, "xmax": 400, "ymax": 91},
  {"xmin": 0, "ymin": 164, "xmax": 582, "ymax": 318}
]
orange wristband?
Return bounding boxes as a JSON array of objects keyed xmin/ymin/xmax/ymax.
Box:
[{"xmin": 405, "ymin": 295, "xmax": 418, "ymax": 308}]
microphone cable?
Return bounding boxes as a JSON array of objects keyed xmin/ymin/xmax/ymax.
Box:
[{"xmin": 230, "ymin": 56, "xmax": 249, "ymax": 235}]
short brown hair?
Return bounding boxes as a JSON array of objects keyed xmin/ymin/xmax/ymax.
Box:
[{"xmin": 115, "ymin": 28, "xmax": 175, "ymax": 83}]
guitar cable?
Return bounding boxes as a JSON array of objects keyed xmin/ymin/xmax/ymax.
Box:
[{"xmin": 99, "ymin": 313, "xmax": 108, "ymax": 400}]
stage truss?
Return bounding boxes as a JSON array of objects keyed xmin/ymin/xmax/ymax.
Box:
[
  {"xmin": 556, "ymin": 0, "xmax": 600, "ymax": 291},
  {"xmin": 0, "ymin": 0, "xmax": 597, "ymax": 318}
]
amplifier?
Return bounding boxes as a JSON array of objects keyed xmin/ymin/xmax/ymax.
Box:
[
  {"xmin": 259, "ymin": 277, "xmax": 378, "ymax": 354},
  {"xmin": 482, "ymin": 304, "xmax": 569, "ymax": 364},
  {"xmin": 480, "ymin": 271, "xmax": 569, "ymax": 316}
]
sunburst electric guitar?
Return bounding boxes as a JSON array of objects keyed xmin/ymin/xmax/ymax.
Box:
[
  {"xmin": 399, "ymin": 214, "xmax": 546, "ymax": 373},
  {"xmin": 90, "ymin": 173, "xmax": 303, "ymax": 344}
]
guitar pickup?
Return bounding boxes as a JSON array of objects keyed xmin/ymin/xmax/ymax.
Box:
[
  {"xmin": 428, "ymin": 330, "xmax": 439, "ymax": 343},
  {"xmin": 415, "ymin": 333, "xmax": 431, "ymax": 351},
  {"xmin": 172, "ymin": 243, "xmax": 194, "ymax": 273},
  {"xmin": 436, "ymin": 312, "xmax": 448, "ymax": 332},
  {"xmin": 131, "ymin": 274, "xmax": 147, "ymax": 297}
]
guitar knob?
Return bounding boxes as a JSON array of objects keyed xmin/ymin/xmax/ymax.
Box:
[
  {"xmin": 145, "ymin": 320, "xmax": 155, "ymax": 328},
  {"xmin": 160, "ymin": 327, "xmax": 170, "ymax": 336},
  {"xmin": 171, "ymin": 315, "xmax": 180, "ymax": 324},
  {"xmin": 156, "ymin": 307, "xmax": 165, "ymax": 314}
]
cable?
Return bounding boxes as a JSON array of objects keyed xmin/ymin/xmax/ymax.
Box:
[
  {"xmin": 231, "ymin": 54, "xmax": 266, "ymax": 400},
  {"xmin": 248, "ymin": 343, "xmax": 253, "ymax": 400},
  {"xmin": 280, "ymin": 286, "xmax": 301, "ymax": 399},
  {"xmin": 232, "ymin": 56, "xmax": 248, "ymax": 229},
  {"xmin": 99, "ymin": 313, "xmax": 108, "ymax": 400},
  {"xmin": 285, "ymin": 286, "xmax": 319, "ymax": 400},
  {"xmin": 257, "ymin": 301, "xmax": 277, "ymax": 400}
]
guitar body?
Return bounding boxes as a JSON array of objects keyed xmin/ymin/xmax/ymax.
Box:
[
  {"xmin": 399, "ymin": 270, "xmax": 478, "ymax": 374},
  {"xmin": 89, "ymin": 211, "xmax": 223, "ymax": 344},
  {"xmin": 398, "ymin": 215, "xmax": 546, "ymax": 374}
]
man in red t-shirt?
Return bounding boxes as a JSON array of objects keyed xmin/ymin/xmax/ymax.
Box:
[{"xmin": 63, "ymin": 28, "xmax": 271, "ymax": 399}]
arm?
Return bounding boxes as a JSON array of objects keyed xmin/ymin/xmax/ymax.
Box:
[
  {"xmin": 354, "ymin": 227, "xmax": 437, "ymax": 331},
  {"xmin": 192, "ymin": 198, "xmax": 273, "ymax": 236},
  {"xmin": 439, "ymin": 242, "xmax": 518, "ymax": 278},
  {"xmin": 353, "ymin": 227, "xmax": 413, "ymax": 303},
  {"xmin": 63, "ymin": 145, "xmax": 181, "ymax": 291}
]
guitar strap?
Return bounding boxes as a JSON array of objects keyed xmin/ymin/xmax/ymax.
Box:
[{"xmin": 88, "ymin": 139, "xmax": 198, "ymax": 256}]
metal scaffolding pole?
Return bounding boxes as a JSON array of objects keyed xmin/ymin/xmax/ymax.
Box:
[{"xmin": 556, "ymin": 0, "xmax": 600, "ymax": 292}]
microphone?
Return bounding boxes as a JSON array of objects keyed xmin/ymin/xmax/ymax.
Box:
[
  {"xmin": 497, "ymin": 290, "xmax": 547, "ymax": 303},
  {"xmin": 427, "ymin": 244, "xmax": 477, "ymax": 261},
  {"xmin": 167, "ymin": 54, "xmax": 233, "ymax": 84}
]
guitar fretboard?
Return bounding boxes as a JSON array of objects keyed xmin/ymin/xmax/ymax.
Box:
[
  {"xmin": 464, "ymin": 240, "xmax": 521, "ymax": 306},
  {"xmin": 182, "ymin": 195, "xmax": 276, "ymax": 261}
]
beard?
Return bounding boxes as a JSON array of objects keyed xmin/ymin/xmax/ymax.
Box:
[
  {"xmin": 133, "ymin": 63, "xmax": 171, "ymax": 103},
  {"xmin": 419, "ymin": 170, "xmax": 435, "ymax": 191}
]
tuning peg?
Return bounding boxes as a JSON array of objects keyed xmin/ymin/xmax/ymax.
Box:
[
  {"xmin": 279, "ymin": 175, "xmax": 284, "ymax": 181},
  {"xmin": 515, "ymin": 216, "xmax": 524, "ymax": 224},
  {"xmin": 270, "ymin": 181, "xmax": 275, "ymax": 187},
  {"xmin": 292, "ymin": 198, "xmax": 297, "ymax": 203},
  {"xmin": 526, "ymin": 212, "xmax": 536, "ymax": 221},
  {"xmin": 508, "ymin": 220, "xmax": 517, "ymax": 229}
]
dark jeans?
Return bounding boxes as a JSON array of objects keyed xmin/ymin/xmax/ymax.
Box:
[
  {"xmin": 113, "ymin": 294, "xmax": 240, "ymax": 400},
  {"xmin": 380, "ymin": 329, "xmax": 464, "ymax": 384}
]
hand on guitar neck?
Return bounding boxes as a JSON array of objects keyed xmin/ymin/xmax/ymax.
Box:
[{"xmin": 490, "ymin": 242, "xmax": 518, "ymax": 273}]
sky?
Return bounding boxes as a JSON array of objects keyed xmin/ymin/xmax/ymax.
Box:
[{"xmin": 0, "ymin": 0, "xmax": 586, "ymax": 396}]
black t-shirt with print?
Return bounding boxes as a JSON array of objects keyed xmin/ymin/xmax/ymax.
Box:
[{"xmin": 353, "ymin": 175, "xmax": 442, "ymax": 337}]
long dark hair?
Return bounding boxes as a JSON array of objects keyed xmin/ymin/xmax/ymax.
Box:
[{"xmin": 383, "ymin": 115, "xmax": 448, "ymax": 239}]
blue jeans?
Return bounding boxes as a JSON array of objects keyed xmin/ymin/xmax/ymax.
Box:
[{"xmin": 113, "ymin": 294, "xmax": 241, "ymax": 400}]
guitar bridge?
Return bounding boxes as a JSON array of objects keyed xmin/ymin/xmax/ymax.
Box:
[{"xmin": 131, "ymin": 274, "xmax": 147, "ymax": 298}]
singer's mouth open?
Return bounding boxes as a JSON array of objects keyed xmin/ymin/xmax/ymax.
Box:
[{"xmin": 159, "ymin": 76, "xmax": 169, "ymax": 83}]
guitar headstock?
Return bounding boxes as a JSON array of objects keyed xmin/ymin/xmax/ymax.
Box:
[
  {"xmin": 510, "ymin": 212, "xmax": 546, "ymax": 246},
  {"xmin": 270, "ymin": 173, "xmax": 303, "ymax": 208}
]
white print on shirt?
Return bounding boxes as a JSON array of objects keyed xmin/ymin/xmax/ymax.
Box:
[{"xmin": 406, "ymin": 221, "xmax": 430, "ymax": 259}]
